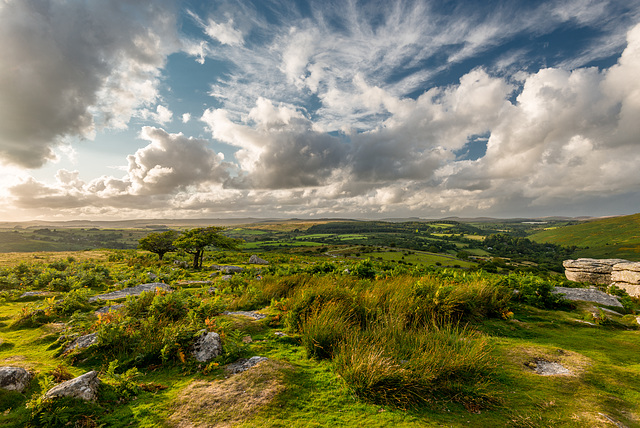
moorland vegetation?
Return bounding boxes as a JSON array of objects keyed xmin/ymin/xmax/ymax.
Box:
[{"xmin": 0, "ymin": 218, "xmax": 639, "ymax": 427}]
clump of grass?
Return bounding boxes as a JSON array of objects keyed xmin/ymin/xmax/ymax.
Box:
[
  {"xmin": 334, "ymin": 319, "xmax": 498, "ymax": 409},
  {"xmin": 300, "ymin": 300, "xmax": 358, "ymax": 360},
  {"xmin": 284, "ymin": 279, "xmax": 364, "ymax": 332}
]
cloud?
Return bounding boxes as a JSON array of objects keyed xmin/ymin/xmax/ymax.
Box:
[
  {"xmin": 138, "ymin": 105, "xmax": 174, "ymax": 125},
  {"xmin": 4, "ymin": 2, "xmax": 640, "ymax": 220},
  {"xmin": 10, "ymin": 127, "xmax": 232, "ymax": 210},
  {"xmin": 0, "ymin": 0, "xmax": 180, "ymax": 168},
  {"xmin": 203, "ymin": 98, "xmax": 348, "ymax": 189}
]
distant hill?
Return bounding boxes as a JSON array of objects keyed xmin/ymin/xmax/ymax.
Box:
[{"xmin": 529, "ymin": 213, "xmax": 640, "ymax": 261}]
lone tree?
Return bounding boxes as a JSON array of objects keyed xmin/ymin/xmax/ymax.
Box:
[
  {"xmin": 138, "ymin": 230, "xmax": 179, "ymax": 261},
  {"xmin": 173, "ymin": 227, "xmax": 241, "ymax": 269}
]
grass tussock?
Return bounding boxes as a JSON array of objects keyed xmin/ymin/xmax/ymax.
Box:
[
  {"xmin": 169, "ymin": 359, "xmax": 290, "ymax": 428},
  {"xmin": 333, "ymin": 318, "xmax": 498, "ymax": 409},
  {"xmin": 261, "ymin": 274, "xmax": 511, "ymax": 409}
]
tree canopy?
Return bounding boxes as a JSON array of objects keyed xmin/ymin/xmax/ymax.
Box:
[
  {"xmin": 172, "ymin": 227, "xmax": 242, "ymax": 268},
  {"xmin": 138, "ymin": 230, "xmax": 179, "ymax": 261}
]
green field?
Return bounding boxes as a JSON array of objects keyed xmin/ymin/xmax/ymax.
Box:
[
  {"xmin": 364, "ymin": 250, "xmax": 475, "ymax": 268},
  {"xmin": 530, "ymin": 213, "xmax": 640, "ymax": 261}
]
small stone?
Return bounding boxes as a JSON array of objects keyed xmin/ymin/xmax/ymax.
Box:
[
  {"xmin": 249, "ymin": 255, "xmax": 269, "ymax": 265},
  {"xmin": 242, "ymin": 336, "xmax": 252, "ymax": 344},
  {"xmin": 274, "ymin": 332, "xmax": 287, "ymax": 337},
  {"xmin": 64, "ymin": 332, "xmax": 98, "ymax": 352}
]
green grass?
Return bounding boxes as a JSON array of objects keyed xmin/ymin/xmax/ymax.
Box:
[
  {"xmin": 364, "ymin": 250, "xmax": 475, "ymax": 268},
  {"xmin": 338, "ymin": 234, "xmax": 368, "ymax": 240},
  {"xmin": 530, "ymin": 213, "xmax": 640, "ymax": 261},
  {"xmin": 295, "ymin": 234, "xmax": 335, "ymax": 239},
  {"xmin": 241, "ymin": 241, "xmax": 323, "ymax": 249}
]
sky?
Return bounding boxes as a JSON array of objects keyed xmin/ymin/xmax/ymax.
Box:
[{"xmin": 1, "ymin": 0, "xmax": 640, "ymax": 221}]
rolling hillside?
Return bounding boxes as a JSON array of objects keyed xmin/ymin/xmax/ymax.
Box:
[{"xmin": 529, "ymin": 213, "xmax": 640, "ymax": 261}]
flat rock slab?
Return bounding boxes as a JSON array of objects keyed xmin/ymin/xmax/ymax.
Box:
[
  {"xmin": 0, "ymin": 367, "xmax": 32, "ymax": 392},
  {"xmin": 176, "ymin": 280, "xmax": 214, "ymax": 285},
  {"xmin": 533, "ymin": 360, "xmax": 572, "ymax": 376},
  {"xmin": 45, "ymin": 371, "xmax": 100, "ymax": 401},
  {"xmin": 212, "ymin": 265, "xmax": 244, "ymax": 273},
  {"xmin": 19, "ymin": 291, "xmax": 49, "ymax": 298},
  {"xmin": 89, "ymin": 283, "xmax": 172, "ymax": 302},
  {"xmin": 223, "ymin": 311, "xmax": 267, "ymax": 320},
  {"xmin": 225, "ymin": 356, "xmax": 269, "ymax": 375},
  {"xmin": 95, "ymin": 304, "xmax": 124, "ymax": 316},
  {"xmin": 552, "ymin": 287, "xmax": 622, "ymax": 307}
]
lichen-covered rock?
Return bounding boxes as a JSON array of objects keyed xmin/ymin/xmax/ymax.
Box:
[
  {"xmin": 223, "ymin": 311, "xmax": 267, "ymax": 320},
  {"xmin": 192, "ymin": 331, "xmax": 221, "ymax": 362},
  {"xmin": 19, "ymin": 291, "xmax": 47, "ymax": 298},
  {"xmin": 225, "ymin": 356, "xmax": 269, "ymax": 375},
  {"xmin": 95, "ymin": 304, "xmax": 124, "ymax": 316},
  {"xmin": 563, "ymin": 258, "xmax": 627, "ymax": 284},
  {"xmin": 0, "ymin": 367, "xmax": 31, "ymax": 392},
  {"xmin": 249, "ymin": 255, "xmax": 269, "ymax": 265},
  {"xmin": 220, "ymin": 266, "xmax": 244, "ymax": 273},
  {"xmin": 45, "ymin": 371, "xmax": 100, "ymax": 401},
  {"xmin": 611, "ymin": 261, "xmax": 640, "ymax": 297},
  {"xmin": 552, "ymin": 286, "xmax": 623, "ymax": 307},
  {"xmin": 64, "ymin": 332, "xmax": 98, "ymax": 352},
  {"xmin": 89, "ymin": 282, "xmax": 172, "ymax": 302}
]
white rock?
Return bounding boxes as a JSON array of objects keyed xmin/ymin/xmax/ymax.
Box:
[{"xmin": 45, "ymin": 371, "xmax": 100, "ymax": 401}]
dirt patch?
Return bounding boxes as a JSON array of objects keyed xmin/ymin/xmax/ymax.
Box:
[
  {"xmin": 506, "ymin": 345, "xmax": 592, "ymax": 377},
  {"xmin": 168, "ymin": 359, "xmax": 290, "ymax": 428}
]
